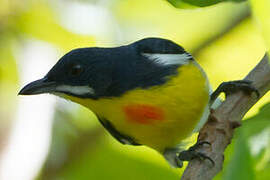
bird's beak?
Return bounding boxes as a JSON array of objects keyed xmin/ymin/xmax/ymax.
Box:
[{"xmin": 18, "ymin": 77, "xmax": 57, "ymax": 95}]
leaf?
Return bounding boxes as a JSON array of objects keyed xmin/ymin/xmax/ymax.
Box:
[
  {"xmin": 220, "ymin": 103, "xmax": 270, "ymax": 179},
  {"xmin": 241, "ymin": 103, "xmax": 270, "ymax": 138},
  {"xmin": 56, "ymin": 143, "xmax": 180, "ymax": 180},
  {"xmin": 256, "ymin": 163, "xmax": 270, "ymax": 180},
  {"xmin": 167, "ymin": 0, "xmax": 246, "ymax": 8},
  {"xmin": 166, "ymin": 0, "xmax": 197, "ymax": 9},
  {"xmin": 182, "ymin": 0, "xmax": 224, "ymax": 7},
  {"xmin": 222, "ymin": 127, "xmax": 255, "ymax": 180}
]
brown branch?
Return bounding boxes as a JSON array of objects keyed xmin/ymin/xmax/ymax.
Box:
[{"xmin": 181, "ymin": 53, "xmax": 270, "ymax": 180}]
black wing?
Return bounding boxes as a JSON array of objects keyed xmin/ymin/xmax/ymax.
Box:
[{"xmin": 98, "ymin": 117, "xmax": 141, "ymax": 146}]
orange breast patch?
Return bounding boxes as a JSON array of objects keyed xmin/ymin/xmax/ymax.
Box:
[{"xmin": 123, "ymin": 104, "xmax": 165, "ymax": 124}]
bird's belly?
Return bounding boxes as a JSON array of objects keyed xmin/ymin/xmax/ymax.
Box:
[
  {"xmin": 93, "ymin": 64, "xmax": 209, "ymax": 151},
  {"xmin": 109, "ymin": 98, "xmax": 209, "ymax": 152}
]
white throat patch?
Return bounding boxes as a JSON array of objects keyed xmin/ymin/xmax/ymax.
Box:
[
  {"xmin": 142, "ymin": 53, "xmax": 192, "ymax": 65},
  {"xmin": 56, "ymin": 85, "xmax": 95, "ymax": 96}
]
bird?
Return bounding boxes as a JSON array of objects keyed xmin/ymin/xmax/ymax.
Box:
[{"xmin": 18, "ymin": 37, "xmax": 258, "ymax": 168}]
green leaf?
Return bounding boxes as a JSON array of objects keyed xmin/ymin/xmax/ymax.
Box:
[
  {"xmin": 167, "ymin": 0, "xmax": 197, "ymax": 9},
  {"xmin": 223, "ymin": 129, "xmax": 255, "ymax": 180},
  {"xmin": 256, "ymin": 163, "xmax": 270, "ymax": 180},
  {"xmin": 182, "ymin": 0, "xmax": 224, "ymax": 7},
  {"xmin": 167, "ymin": 0, "xmax": 246, "ymax": 8},
  {"xmin": 241, "ymin": 103, "xmax": 270, "ymax": 138},
  {"xmin": 221, "ymin": 103, "xmax": 270, "ymax": 180},
  {"xmin": 56, "ymin": 143, "xmax": 180, "ymax": 180}
]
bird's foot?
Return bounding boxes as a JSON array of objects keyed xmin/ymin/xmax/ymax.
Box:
[
  {"xmin": 178, "ymin": 141, "xmax": 215, "ymax": 166},
  {"xmin": 210, "ymin": 80, "xmax": 260, "ymax": 105}
]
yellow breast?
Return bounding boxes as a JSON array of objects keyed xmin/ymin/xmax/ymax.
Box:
[{"xmin": 66, "ymin": 62, "xmax": 210, "ymax": 152}]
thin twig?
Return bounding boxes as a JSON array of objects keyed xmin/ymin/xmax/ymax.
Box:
[{"xmin": 181, "ymin": 54, "xmax": 270, "ymax": 180}]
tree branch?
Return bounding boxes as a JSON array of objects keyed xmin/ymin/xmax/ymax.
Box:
[{"xmin": 181, "ymin": 53, "xmax": 270, "ymax": 180}]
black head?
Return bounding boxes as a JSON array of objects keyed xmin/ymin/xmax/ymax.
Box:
[{"xmin": 19, "ymin": 37, "xmax": 192, "ymax": 99}]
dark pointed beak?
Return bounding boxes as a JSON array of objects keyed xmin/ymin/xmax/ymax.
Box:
[{"xmin": 18, "ymin": 77, "xmax": 57, "ymax": 95}]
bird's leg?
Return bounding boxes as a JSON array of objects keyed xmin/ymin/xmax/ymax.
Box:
[
  {"xmin": 210, "ymin": 80, "xmax": 260, "ymax": 106},
  {"xmin": 164, "ymin": 148, "xmax": 184, "ymax": 168},
  {"xmin": 178, "ymin": 141, "xmax": 215, "ymax": 166}
]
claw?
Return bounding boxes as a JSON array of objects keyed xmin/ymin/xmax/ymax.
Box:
[
  {"xmin": 174, "ymin": 156, "xmax": 183, "ymax": 168},
  {"xmin": 189, "ymin": 141, "xmax": 211, "ymax": 151},
  {"xmin": 196, "ymin": 152, "xmax": 215, "ymax": 166},
  {"xmin": 178, "ymin": 141, "xmax": 215, "ymax": 167},
  {"xmin": 210, "ymin": 80, "xmax": 260, "ymax": 106}
]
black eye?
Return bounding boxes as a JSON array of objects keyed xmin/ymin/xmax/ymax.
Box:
[{"xmin": 70, "ymin": 64, "xmax": 83, "ymax": 76}]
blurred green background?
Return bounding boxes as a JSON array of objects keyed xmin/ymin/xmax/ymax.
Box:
[{"xmin": 0, "ymin": 0, "xmax": 269, "ymax": 179}]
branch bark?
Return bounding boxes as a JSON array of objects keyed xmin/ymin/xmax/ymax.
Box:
[{"xmin": 181, "ymin": 53, "xmax": 270, "ymax": 180}]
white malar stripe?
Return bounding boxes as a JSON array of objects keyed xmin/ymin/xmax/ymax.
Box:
[
  {"xmin": 56, "ymin": 85, "xmax": 95, "ymax": 95},
  {"xmin": 142, "ymin": 53, "xmax": 192, "ymax": 65}
]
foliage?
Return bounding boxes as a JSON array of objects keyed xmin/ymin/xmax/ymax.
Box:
[
  {"xmin": 167, "ymin": 0, "xmax": 246, "ymax": 8},
  {"xmin": 221, "ymin": 103, "xmax": 270, "ymax": 180}
]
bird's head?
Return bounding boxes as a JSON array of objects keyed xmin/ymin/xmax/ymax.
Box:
[{"xmin": 19, "ymin": 38, "xmax": 193, "ymax": 101}]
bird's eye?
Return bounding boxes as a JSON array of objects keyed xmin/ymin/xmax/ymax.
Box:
[{"xmin": 70, "ymin": 64, "xmax": 83, "ymax": 76}]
